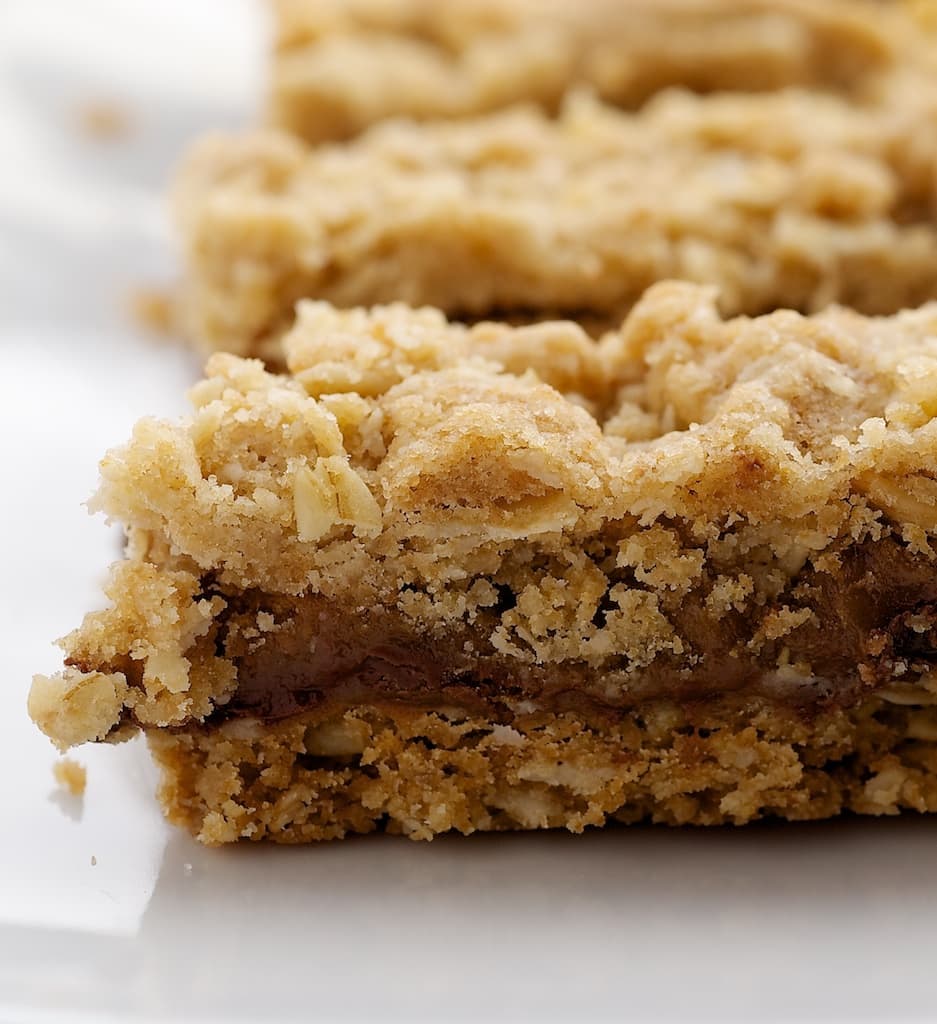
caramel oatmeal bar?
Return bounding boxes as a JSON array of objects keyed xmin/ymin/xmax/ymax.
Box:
[
  {"xmin": 28, "ymin": 283, "xmax": 937, "ymax": 842},
  {"xmin": 269, "ymin": 0, "xmax": 921, "ymax": 142},
  {"xmin": 176, "ymin": 85, "xmax": 937, "ymax": 362}
]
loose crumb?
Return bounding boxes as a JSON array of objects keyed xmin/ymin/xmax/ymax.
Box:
[
  {"xmin": 53, "ymin": 757, "xmax": 87, "ymax": 797},
  {"xmin": 91, "ymin": 855, "xmax": 97, "ymax": 866},
  {"xmin": 127, "ymin": 285, "xmax": 176, "ymax": 338},
  {"xmin": 76, "ymin": 100, "xmax": 131, "ymax": 141}
]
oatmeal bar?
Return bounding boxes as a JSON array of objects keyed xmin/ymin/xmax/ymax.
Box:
[
  {"xmin": 175, "ymin": 86, "xmax": 937, "ymax": 362},
  {"xmin": 269, "ymin": 0, "xmax": 920, "ymax": 142},
  {"xmin": 28, "ymin": 283, "xmax": 937, "ymax": 842}
]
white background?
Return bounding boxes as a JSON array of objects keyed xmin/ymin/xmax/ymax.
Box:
[{"xmin": 1, "ymin": 2, "xmax": 937, "ymax": 1021}]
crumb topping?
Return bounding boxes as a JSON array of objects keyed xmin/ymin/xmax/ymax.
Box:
[{"xmin": 111, "ymin": 283, "xmax": 937, "ymax": 590}]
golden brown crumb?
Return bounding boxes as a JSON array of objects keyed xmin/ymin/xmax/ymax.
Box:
[
  {"xmin": 907, "ymin": 0, "xmax": 937, "ymax": 30},
  {"xmin": 76, "ymin": 101, "xmax": 131, "ymax": 142},
  {"xmin": 53, "ymin": 758, "xmax": 87, "ymax": 797}
]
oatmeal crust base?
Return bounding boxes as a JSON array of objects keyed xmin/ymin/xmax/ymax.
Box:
[{"xmin": 149, "ymin": 696, "xmax": 937, "ymax": 844}]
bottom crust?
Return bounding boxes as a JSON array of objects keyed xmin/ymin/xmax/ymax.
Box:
[{"xmin": 148, "ymin": 696, "xmax": 937, "ymax": 844}]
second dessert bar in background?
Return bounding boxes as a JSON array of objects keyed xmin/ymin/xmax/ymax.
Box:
[
  {"xmin": 176, "ymin": 82, "xmax": 937, "ymax": 361},
  {"xmin": 268, "ymin": 0, "xmax": 923, "ymax": 142}
]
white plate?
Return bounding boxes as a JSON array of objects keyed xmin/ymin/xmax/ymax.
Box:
[{"xmin": 2, "ymin": 3, "xmax": 937, "ymax": 1021}]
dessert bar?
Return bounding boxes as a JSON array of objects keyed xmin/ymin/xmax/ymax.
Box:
[
  {"xmin": 269, "ymin": 0, "xmax": 918, "ymax": 142},
  {"xmin": 29, "ymin": 283, "xmax": 937, "ymax": 842},
  {"xmin": 176, "ymin": 85, "xmax": 937, "ymax": 362}
]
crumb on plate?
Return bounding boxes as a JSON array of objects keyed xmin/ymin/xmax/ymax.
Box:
[
  {"xmin": 53, "ymin": 757, "xmax": 87, "ymax": 797},
  {"xmin": 76, "ymin": 100, "xmax": 132, "ymax": 141},
  {"xmin": 128, "ymin": 285, "xmax": 177, "ymax": 338}
]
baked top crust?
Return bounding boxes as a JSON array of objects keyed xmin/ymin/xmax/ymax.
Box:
[{"xmin": 28, "ymin": 283, "xmax": 937, "ymax": 750}]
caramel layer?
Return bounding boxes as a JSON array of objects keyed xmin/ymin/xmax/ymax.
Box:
[{"xmin": 206, "ymin": 537, "xmax": 937, "ymax": 726}]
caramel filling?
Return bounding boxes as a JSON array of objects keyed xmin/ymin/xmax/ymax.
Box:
[{"xmin": 208, "ymin": 537, "xmax": 937, "ymax": 725}]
